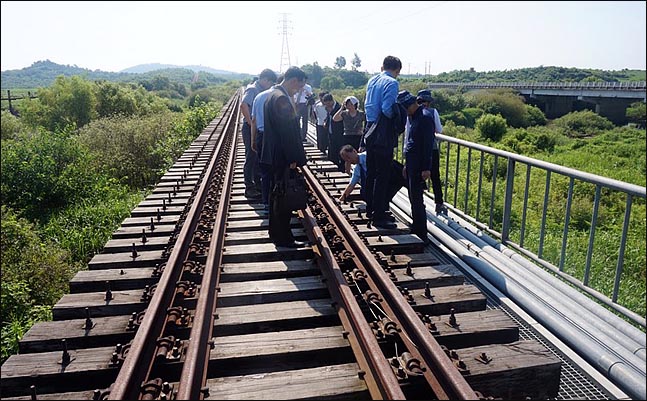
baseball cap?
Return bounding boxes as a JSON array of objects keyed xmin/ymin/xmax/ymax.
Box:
[{"xmin": 396, "ymin": 90, "xmax": 417, "ymax": 109}]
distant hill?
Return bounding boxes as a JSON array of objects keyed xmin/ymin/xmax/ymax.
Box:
[
  {"xmin": 1, "ymin": 60, "xmax": 251, "ymax": 89},
  {"xmin": 121, "ymin": 63, "xmax": 239, "ymax": 76}
]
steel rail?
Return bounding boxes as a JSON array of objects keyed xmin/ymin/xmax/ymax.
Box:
[
  {"xmin": 302, "ymin": 165, "xmax": 479, "ymax": 400},
  {"xmin": 175, "ymin": 91, "xmax": 240, "ymax": 399},
  {"xmin": 109, "ymin": 94, "xmax": 240, "ymax": 400},
  {"xmin": 301, "ymin": 202, "xmax": 406, "ymax": 399}
]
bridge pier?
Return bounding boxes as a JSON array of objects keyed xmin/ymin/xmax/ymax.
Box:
[
  {"xmin": 581, "ymin": 97, "xmax": 635, "ymax": 125},
  {"xmin": 543, "ymin": 96, "xmax": 575, "ymax": 119}
]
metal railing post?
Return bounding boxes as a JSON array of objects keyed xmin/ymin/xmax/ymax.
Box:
[{"xmin": 501, "ymin": 158, "xmax": 516, "ymax": 242}]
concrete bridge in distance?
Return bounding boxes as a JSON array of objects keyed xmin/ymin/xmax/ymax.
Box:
[{"xmin": 426, "ymin": 81, "xmax": 646, "ymax": 125}]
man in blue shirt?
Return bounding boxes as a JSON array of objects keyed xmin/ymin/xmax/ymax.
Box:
[
  {"xmin": 240, "ymin": 69, "xmax": 278, "ymax": 200},
  {"xmin": 361, "ymin": 55, "xmax": 403, "ymax": 229},
  {"xmin": 251, "ymin": 74, "xmax": 283, "ymax": 210},
  {"xmin": 339, "ymin": 145, "xmax": 405, "ymax": 222},
  {"xmin": 398, "ymin": 90, "xmax": 434, "ymax": 244}
]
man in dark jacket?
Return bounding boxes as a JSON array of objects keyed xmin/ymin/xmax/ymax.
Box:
[
  {"xmin": 260, "ymin": 66, "xmax": 309, "ymax": 248},
  {"xmin": 398, "ymin": 90, "xmax": 434, "ymax": 244}
]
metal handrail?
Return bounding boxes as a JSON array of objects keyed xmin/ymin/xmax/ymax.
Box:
[
  {"xmin": 425, "ymin": 81, "xmax": 647, "ymax": 91},
  {"xmin": 432, "ymin": 133, "xmax": 646, "ymax": 326}
]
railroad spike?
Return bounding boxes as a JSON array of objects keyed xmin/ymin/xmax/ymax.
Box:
[
  {"xmin": 162, "ymin": 198, "xmax": 167, "ymax": 211},
  {"xmin": 30, "ymin": 385, "xmax": 37, "ymax": 401},
  {"xmin": 157, "ymin": 208, "xmax": 162, "ymax": 221},
  {"xmin": 131, "ymin": 243, "xmax": 138, "ymax": 259},
  {"xmin": 405, "ymin": 262, "xmax": 412, "ymax": 276},
  {"xmin": 150, "ymin": 217, "xmax": 155, "ymax": 231},
  {"xmin": 105, "ymin": 281, "xmax": 113, "ymax": 301},
  {"xmin": 449, "ymin": 308, "xmax": 458, "ymax": 327},
  {"xmin": 83, "ymin": 307, "xmax": 94, "ymax": 330},
  {"xmin": 424, "ymin": 282, "xmax": 431, "ymax": 298},
  {"xmin": 141, "ymin": 228, "xmax": 147, "ymax": 244}
]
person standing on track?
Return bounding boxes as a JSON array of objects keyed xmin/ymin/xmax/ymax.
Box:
[
  {"xmin": 360, "ymin": 55, "xmax": 404, "ymax": 229},
  {"xmin": 416, "ymin": 89, "xmax": 446, "ymax": 214},
  {"xmin": 398, "ymin": 90, "xmax": 434, "ymax": 244},
  {"xmin": 260, "ymin": 67, "xmax": 309, "ymax": 248},
  {"xmin": 240, "ymin": 69, "xmax": 278, "ymax": 200}
]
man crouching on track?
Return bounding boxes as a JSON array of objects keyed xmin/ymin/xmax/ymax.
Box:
[{"xmin": 260, "ymin": 66, "xmax": 309, "ymax": 248}]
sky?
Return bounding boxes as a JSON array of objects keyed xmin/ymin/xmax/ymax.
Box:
[{"xmin": 1, "ymin": 1, "xmax": 645, "ymax": 76}]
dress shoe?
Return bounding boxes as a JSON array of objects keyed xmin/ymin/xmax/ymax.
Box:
[
  {"xmin": 435, "ymin": 203, "xmax": 447, "ymax": 215},
  {"xmin": 245, "ymin": 188, "xmax": 262, "ymax": 200},
  {"xmin": 373, "ymin": 219, "xmax": 397, "ymax": 229}
]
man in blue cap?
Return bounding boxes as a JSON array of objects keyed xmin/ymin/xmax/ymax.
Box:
[
  {"xmin": 417, "ymin": 89, "xmax": 446, "ymax": 214},
  {"xmin": 398, "ymin": 90, "xmax": 434, "ymax": 244}
]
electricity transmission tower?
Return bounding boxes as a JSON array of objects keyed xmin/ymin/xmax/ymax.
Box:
[{"xmin": 278, "ymin": 13, "xmax": 292, "ymax": 73}]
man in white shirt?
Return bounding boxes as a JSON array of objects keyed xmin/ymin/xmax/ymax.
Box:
[
  {"xmin": 293, "ymin": 82, "xmax": 313, "ymax": 141},
  {"xmin": 311, "ymin": 91, "xmax": 329, "ymax": 153}
]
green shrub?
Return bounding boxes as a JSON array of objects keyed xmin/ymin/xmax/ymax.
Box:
[
  {"xmin": 461, "ymin": 107, "xmax": 484, "ymax": 128},
  {"xmin": 21, "ymin": 75, "xmax": 97, "ymax": 131},
  {"xmin": 1, "ymin": 205, "xmax": 75, "ymax": 314},
  {"xmin": 626, "ymin": 101, "xmax": 646, "ymax": 127},
  {"xmin": 526, "ymin": 104, "xmax": 547, "ymax": 126},
  {"xmin": 476, "ymin": 113, "xmax": 507, "ymax": 141},
  {"xmin": 471, "ymin": 89, "xmax": 529, "ymax": 128},
  {"xmin": 77, "ymin": 112, "xmax": 177, "ymax": 188},
  {"xmin": 0, "ymin": 110, "xmax": 25, "ymax": 140},
  {"xmin": 1, "ymin": 130, "xmax": 101, "ymax": 221},
  {"xmin": 43, "ymin": 185, "xmax": 143, "ymax": 262},
  {"xmin": 552, "ymin": 110, "xmax": 614, "ymax": 138}
]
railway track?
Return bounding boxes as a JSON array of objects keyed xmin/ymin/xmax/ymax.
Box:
[{"xmin": 2, "ymin": 91, "xmax": 567, "ymax": 400}]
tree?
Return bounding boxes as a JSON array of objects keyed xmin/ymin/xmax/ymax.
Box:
[
  {"xmin": 626, "ymin": 102, "xmax": 646, "ymax": 128},
  {"xmin": 351, "ymin": 53, "xmax": 361, "ymax": 71},
  {"xmin": 334, "ymin": 56, "xmax": 346, "ymax": 69},
  {"xmin": 300, "ymin": 62, "xmax": 324, "ymax": 88},
  {"xmin": 320, "ymin": 75, "xmax": 344, "ymax": 91},
  {"xmin": 475, "ymin": 113, "xmax": 507, "ymax": 141},
  {"xmin": 21, "ymin": 75, "xmax": 97, "ymax": 131}
]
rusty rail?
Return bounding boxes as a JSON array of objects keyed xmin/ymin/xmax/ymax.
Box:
[
  {"xmin": 302, "ymin": 164, "xmax": 479, "ymax": 400},
  {"xmin": 109, "ymin": 92, "xmax": 241, "ymax": 400}
]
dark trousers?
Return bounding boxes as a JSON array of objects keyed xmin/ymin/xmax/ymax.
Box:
[
  {"xmin": 406, "ymin": 161, "xmax": 427, "ymax": 238},
  {"xmin": 269, "ymin": 172, "xmax": 295, "ymax": 245},
  {"xmin": 296, "ymin": 103, "xmax": 309, "ymax": 141},
  {"xmin": 256, "ymin": 131, "xmax": 273, "ymax": 206},
  {"xmin": 431, "ymin": 148, "xmax": 443, "ymax": 205},
  {"xmin": 343, "ymin": 135, "xmax": 362, "ymax": 152},
  {"xmin": 316, "ymin": 125, "xmax": 329, "ymax": 153},
  {"xmin": 360, "ymin": 160, "xmax": 405, "ymax": 212},
  {"xmin": 365, "ymin": 148, "xmax": 393, "ymax": 221},
  {"xmin": 328, "ymin": 133, "xmax": 345, "ymax": 172},
  {"xmin": 242, "ymin": 122, "xmax": 260, "ymax": 189}
]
